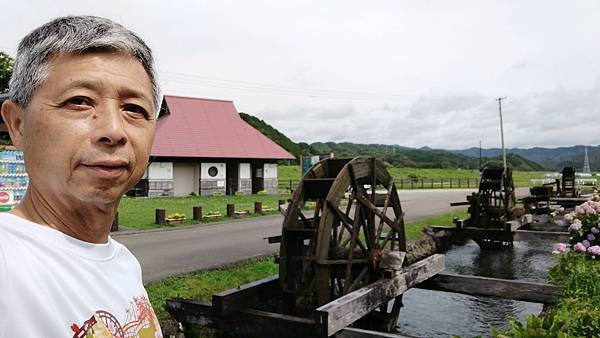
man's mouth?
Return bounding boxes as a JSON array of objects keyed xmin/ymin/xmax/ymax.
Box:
[{"xmin": 80, "ymin": 160, "xmax": 129, "ymax": 178}]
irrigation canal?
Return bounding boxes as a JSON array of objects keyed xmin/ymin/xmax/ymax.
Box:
[{"xmin": 397, "ymin": 236, "xmax": 556, "ymax": 337}]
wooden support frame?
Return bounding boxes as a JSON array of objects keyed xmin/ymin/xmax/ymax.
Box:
[
  {"xmin": 316, "ymin": 254, "xmax": 445, "ymax": 337},
  {"xmin": 416, "ymin": 272, "xmax": 560, "ymax": 304},
  {"xmin": 213, "ymin": 275, "xmax": 280, "ymax": 316}
]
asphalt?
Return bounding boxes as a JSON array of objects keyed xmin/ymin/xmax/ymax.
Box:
[{"xmin": 114, "ymin": 188, "xmax": 527, "ymax": 282}]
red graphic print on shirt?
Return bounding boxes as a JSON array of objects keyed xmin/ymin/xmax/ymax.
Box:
[{"xmin": 70, "ymin": 296, "xmax": 162, "ymax": 338}]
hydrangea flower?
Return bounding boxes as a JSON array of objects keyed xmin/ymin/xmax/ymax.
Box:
[
  {"xmin": 588, "ymin": 234, "xmax": 597, "ymax": 242},
  {"xmin": 587, "ymin": 245, "xmax": 600, "ymax": 256},
  {"xmin": 570, "ymin": 220, "xmax": 582, "ymax": 231},
  {"xmin": 574, "ymin": 242, "xmax": 587, "ymax": 252}
]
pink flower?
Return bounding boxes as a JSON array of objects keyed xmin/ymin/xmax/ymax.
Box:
[
  {"xmin": 554, "ymin": 243, "xmax": 567, "ymax": 252},
  {"xmin": 575, "ymin": 206, "xmax": 584, "ymax": 215},
  {"xmin": 588, "ymin": 245, "xmax": 600, "ymax": 256},
  {"xmin": 570, "ymin": 220, "xmax": 582, "ymax": 231},
  {"xmin": 574, "ymin": 242, "xmax": 587, "ymax": 251},
  {"xmin": 564, "ymin": 213, "xmax": 574, "ymax": 222},
  {"xmin": 586, "ymin": 207, "xmax": 596, "ymax": 215}
]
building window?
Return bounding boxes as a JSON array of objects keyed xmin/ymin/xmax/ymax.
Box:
[{"xmin": 208, "ymin": 166, "xmax": 218, "ymax": 177}]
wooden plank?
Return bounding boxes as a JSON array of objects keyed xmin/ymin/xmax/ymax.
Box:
[
  {"xmin": 303, "ymin": 178, "xmax": 336, "ymax": 199},
  {"xmin": 513, "ymin": 229, "xmax": 570, "ymax": 242},
  {"xmin": 213, "ymin": 275, "xmax": 280, "ymax": 316},
  {"xmin": 336, "ymin": 327, "xmax": 413, "ymax": 338},
  {"xmin": 165, "ymin": 298, "xmax": 218, "ymax": 328},
  {"xmin": 416, "ymin": 272, "xmax": 560, "ymax": 304},
  {"xmin": 232, "ymin": 308, "xmax": 322, "ymax": 338},
  {"xmin": 450, "ymin": 201, "xmax": 470, "ymax": 206},
  {"xmin": 316, "ymin": 254, "xmax": 445, "ymax": 337}
]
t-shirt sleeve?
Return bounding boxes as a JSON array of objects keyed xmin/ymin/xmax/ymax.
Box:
[{"xmin": 0, "ymin": 233, "xmax": 7, "ymax": 337}]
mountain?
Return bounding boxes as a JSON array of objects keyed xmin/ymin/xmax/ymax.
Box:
[
  {"xmin": 240, "ymin": 112, "xmax": 545, "ymax": 170},
  {"xmin": 239, "ymin": 112, "xmax": 311, "ymax": 158},
  {"xmin": 453, "ymin": 145, "xmax": 599, "ymax": 171}
]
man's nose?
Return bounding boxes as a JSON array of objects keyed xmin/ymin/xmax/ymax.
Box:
[{"xmin": 94, "ymin": 104, "xmax": 128, "ymax": 146}]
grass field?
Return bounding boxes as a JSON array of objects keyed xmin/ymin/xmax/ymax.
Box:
[
  {"xmin": 118, "ymin": 194, "xmax": 289, "ymax": 229},
  {"xmin": 278, "ymin": 165, "xmax": 549, "ymax": 188}
]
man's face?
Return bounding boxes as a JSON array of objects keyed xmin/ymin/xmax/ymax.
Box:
[{"xmin": 12, "ymin": 52, "xmax": 156, "ymax": 205}]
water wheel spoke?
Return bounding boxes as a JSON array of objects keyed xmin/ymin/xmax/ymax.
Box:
[
  {"xmin": 338, "ymin": 196, "xmax": 354, "ymax": 243},
  {"xmin": 356, "ymin": 193, "xmax": 404, "ymax": 235},
  {"xmin": 343, "ymin": 201, "xmax": 364, "ymax": 293},
  {"xmin": 375, "ymin": 179, "xmax": 395, "ymax": 241},
  {"xmin": 347, "ymin": 265, "xmax": 370, "ymax": 293},
  {"xmin": 327, "ymin": 200, "xmax": 369, "ymax": 256}
]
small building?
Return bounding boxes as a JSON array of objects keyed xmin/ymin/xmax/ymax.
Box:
[{"xmin": 143, "ymin": 95, "xmax": 295, "ymax": 197}]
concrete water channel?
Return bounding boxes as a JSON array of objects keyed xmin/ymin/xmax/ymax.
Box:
[{"xmin": 397, "ymin": 236, "xmax": 556, "ymax": 337}]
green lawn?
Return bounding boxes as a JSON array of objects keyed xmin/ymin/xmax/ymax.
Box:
[
  {"xmin": 118, "ymin": 194, "xmax": 290, "ymax": 229},
  {"xmin": 146, "ymin": 257, "xmax": 278, "ymax": 322},
  {"xmin": 278, "ymin": 165, "xmax": 550, "ymax": 188}
]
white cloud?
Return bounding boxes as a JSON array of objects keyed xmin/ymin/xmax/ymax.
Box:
[{"xmin": 2, "ymin": 0, "xmax": 600, "ymax": 149}]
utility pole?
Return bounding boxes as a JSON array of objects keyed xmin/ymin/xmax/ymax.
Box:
[
  {"xmin": 496, "ymin": 96, "xmax": 510, "ymax": 217},
  {"xmin": 497, "ymin": 97, "xmax": 507, "ymax": 171},
  {"xmin": 479, "ymin": 140, "xmax": 482, "ymax": 169}
]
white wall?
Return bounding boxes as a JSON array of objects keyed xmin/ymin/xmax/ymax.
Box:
[
  {"xmin": 239, "ymin": 163, "xmax": 251, "ymax": 179},
  {"xmin": 147, "ymin": 162, "xmax": 173, "ymax": 180},
  {"xmin": 201, "ymin": 162, "xmax": 226, "ymax": 179},
  {"xmin": 264, "ymin": 163, "xmax": 277, "ymax": 179},
  {"xmin": 173, "ymin": 162, "xmax": 199, "ymax": 196}
]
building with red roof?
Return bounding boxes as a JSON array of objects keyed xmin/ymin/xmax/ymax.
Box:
[{"xmin": 140, "ymin": 95, "xmax": 295, "ymax": 196}]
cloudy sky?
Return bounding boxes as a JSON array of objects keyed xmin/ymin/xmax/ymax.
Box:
[{"xmin": 1, "ymin": 1, "xmax": 598, "ymax": 149}]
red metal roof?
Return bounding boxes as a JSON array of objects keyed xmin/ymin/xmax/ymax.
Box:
[{"xmin": 151, "ymin": 95, "xmax": 295, "ymax": 160}]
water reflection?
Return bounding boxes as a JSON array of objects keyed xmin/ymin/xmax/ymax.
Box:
[{"xmin": 396, "ymin": 238, "xmax": 556, "ymax": 337}]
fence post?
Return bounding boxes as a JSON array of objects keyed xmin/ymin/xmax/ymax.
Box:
[
  {"xmin": 278, "ymin": 199, "xmax": 286, "ymax": 211},
  {"xmin": 400, "ymin": 178, "xmax": 404, "ymax": 189},
  {"xmin": 411, "ymin": 180, "xmax": 414, "ymax": 189},
  {"xmin": 155, "ymin": 208, "xmax": 166, "ymax": 225},
  {"xmin": 467, "ymin": 178, "xmax": 470, "ymax": 188},
  {"xmin": 458, "ymin": 178, "xmax": 461, "ymax": 188},
  {"xmin": 289, "ymin": 179, "xmax": 292, "ymax": 191},
  {"xmin": 111, "ymin": 212, "xmax": 119, "ymax": 232},
  {"xmin": 227, "ymin": 204, "xmax": 235, "ymax": 217},
  {"xmin": 441, "ymin": 178, "xmax": 444, "ymax": 189},
  {"xmin": 431, "ymin": 178, "xmax": 434, "ymax": 189},
  {"xmin": 193, "ymin": 206, "xmax": 202, "ymax": 221},
  {"xmin": 255, "ymin": 201, "xmax": 263, "ymax": 214}
]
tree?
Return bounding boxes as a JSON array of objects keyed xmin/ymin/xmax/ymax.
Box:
[{"xmin": 0, "ymin": 51, "xmax": 14, "ymax": 93}]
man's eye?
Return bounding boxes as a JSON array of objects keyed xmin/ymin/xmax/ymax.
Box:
[
  {"xmin": 64, "ymin": 96, "xmax": 91, "ymax": 107},
  {"xmin": 123, "ymin": 104, "xmax": 150, "ymax": 119}
]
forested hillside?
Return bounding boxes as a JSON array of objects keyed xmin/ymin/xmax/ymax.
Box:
[{"xmin": 240, "ymin": 112, "xmax": 546, "ymax": 171}]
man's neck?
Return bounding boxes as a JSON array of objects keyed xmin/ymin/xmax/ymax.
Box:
[{"xmin": 10, "ymin": 191, "xmax": 117, "ymax": 244}]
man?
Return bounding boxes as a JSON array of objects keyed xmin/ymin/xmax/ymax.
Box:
[{"xmin": 0, "ymin": 16, "xmax": 162, "ymax": 337}]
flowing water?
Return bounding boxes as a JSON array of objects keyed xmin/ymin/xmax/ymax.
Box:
[{"xmin": 396, "ymin": 237, "xmax": 557, "ymax": 337}]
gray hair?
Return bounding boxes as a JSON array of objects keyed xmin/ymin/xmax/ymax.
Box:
[{"xmin": 9, "ymin": 15, "xmax": 160, "ymax": 113}]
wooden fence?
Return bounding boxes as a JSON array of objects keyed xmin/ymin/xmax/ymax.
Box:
[{"xmin": 279, "ymin": 177, "xmax": 482, "ymax": 191}]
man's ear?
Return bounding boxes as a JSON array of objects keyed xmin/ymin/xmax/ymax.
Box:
[{"xmin": 1, "ymin": 100, "xmax": 25, "ymax": 149}]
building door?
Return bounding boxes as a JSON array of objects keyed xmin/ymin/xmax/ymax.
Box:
[
  {"xmin": 226, "ymin": 162, "xmax": 239, "ymax": 195},
  {"xmin": 251, "ymin": 163, "xmax": 264, "ymax": 194}
]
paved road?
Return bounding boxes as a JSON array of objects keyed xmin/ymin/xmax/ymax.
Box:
[{"xmin": 116, "ymin": 188, "xmax": 527, "ymax": 282}]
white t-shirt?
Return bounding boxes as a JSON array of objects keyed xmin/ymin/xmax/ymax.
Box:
[{"xmin": 0, "ymin": 213, "xmax": 162, "ymax": 338}]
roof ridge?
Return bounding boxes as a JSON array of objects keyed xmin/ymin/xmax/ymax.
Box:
[{"xmin": 163, "ymin": 94, "xmax": 234, "ymax": 103}]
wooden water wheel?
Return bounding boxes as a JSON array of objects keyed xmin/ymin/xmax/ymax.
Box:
[{"xmin": 280, "ymin": 156, "xmax": 407, "ymax": 330}]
